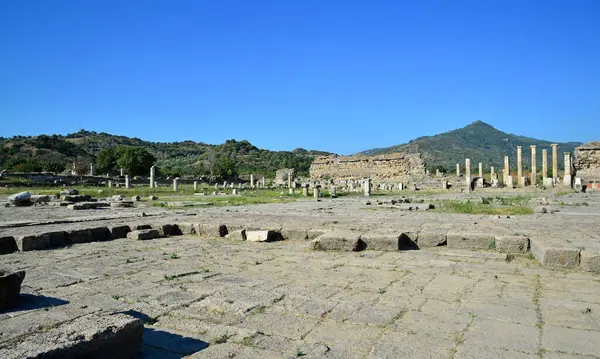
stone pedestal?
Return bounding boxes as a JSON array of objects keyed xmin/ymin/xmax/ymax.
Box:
[
  {"xmin": 303, "ymin": 185, "xmax": 309, "ymax": 197},
  {"xmin": 477, "ymin": 178, "xmax": 484, "ymax": 188},
  {"xmin": 193, "ymin": 181, "xmax": 198, "ymax": 191},
  {"xmin": 505, "ymin": 176, "xmax": 514, "ymax": 187},
  {"xmin": 173, "ymin": 178, "xmax": 178, "ymax": 192},
  {"xmin": 313, "ymin": 186, "xmax": 320, "ymax": 199},
  {"xmin": 543, "ymin": 178, "xmax": 554, "ymax": 187},
  {"xmin": 398, "ymin": 183, "xmax": 404, "ymax": 191},
  {"xmin": 108, "ymin": 180, "xmax": 112, "ymax": 188},
  {"xmin": 331, "ymin": 185, "xmax": 337, "ymax": 198},
  {"xmin": 289, "ymin": 188, "xmax": 295, "ymax": 195},
  {"xmin": 232, "ymin": 189, "xmax": 238, "ymax": 195},
  {"xmin": 125, "ymin": 175, "xmax": 130, "ymax": 189},
  {"xmin": 517, "ymin": 146, "xmax": 523, "ymax": 186},
  {"xmin": 574, "ymin": 177, "xmax": 583, "ymax": 191}
]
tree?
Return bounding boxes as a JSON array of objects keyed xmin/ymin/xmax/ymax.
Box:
[
  {"xmin": 215, "ymin": 157, "xmax": 237, "ymax": 180},
  {"xmin": 95, "ymin": 148, "xmax": 118, "ymax": 174},
  {"xmin": 115, "ymin": 146, "xmax": 156, "ymax": 176},
  {"xmin": 72, "ymin": 157, "xmax": 91, "ymax": 178}
]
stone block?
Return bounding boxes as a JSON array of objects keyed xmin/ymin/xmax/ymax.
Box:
[
  {"xmin": 246, "ymin": 230, "xmax": 283, "ymax": 242},
  {"xmin": 447, "ymin": 230, "xmax": 495, "ymax": 250},
  {"xmin": 0, "ymin": 270, "xmax": 25, "ymax": 311},
  {"xmin": 311, "ymin": 230, "xmax": 365, "ymax": 251},
  {"xmin": 530, "ymin": 239, "xmax": 580, "ymax": 269},
  {"xmin": 108, "ymin": 224, "xmax": 131, "ymax": 239},
  {"xmin": 67, "ymin": 228, "xmax": 94, "ymax": 244},
  {"xmin": 0, "ymin": 313, "xmax": 143, "ymax": 359},
  {"xmin": 360, "ymin": 232, "xmax": 401, "ymax": 251},
  {"xmin": 417, "ymin": 230, "xmax": 447, "ymax": 247},
  {"xmin": 495, "ymin": 235, "xmax": 529, "ymax": 253},
  {"xmin": 16, "ymin": 231, "xmax": 69, "ymax": 251},
  {"xmin": 196, "ymin": 223, "xmax": 228, "ymax": 238},
  {"xmin": 226, "ymin": 229, "xmax": 247, "ymax": 241},
  {"xmin": 127, "ymin": 229, "xmax": 161, "ymax": 240},
  {"xmin": 280, "ymin": 228, "xmax": 308, "ymax": 241},
  {"xmin": 130, "ymin": 224, "xmax": 152, "ymax": 231},
  {"xmin": 306, "ymin": 228, "xmax": 333, "ymax": 240},
  {"xmin": 152, "ymin": 224, "xmax": 181, "ymax": 237},
  {"xmin": 580, "ymin": 250, "xmax": 600, "ymax": 273},
  {"xmin": 0, "ymin": 236, "xmax": 18, "ymax": 254}
]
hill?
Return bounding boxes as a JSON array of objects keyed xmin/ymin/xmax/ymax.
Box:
[
  {"xmin": 0, "ymin": 130, "xmax": 332, "ymax": 178},
  {"xmin": 359, "ymin": 121, "xmax": 582, "ymax": 173}
]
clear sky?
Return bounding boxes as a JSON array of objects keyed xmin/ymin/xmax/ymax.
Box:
[{"xmin": 1, "ymin": 1, "xmax": 599, "ymax": 154}]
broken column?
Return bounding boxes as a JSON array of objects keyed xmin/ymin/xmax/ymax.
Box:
[
  {"xmin": 504, "ymin": 155, "xmax": 509, "ymax": 183},
  {"xmin": 173, "ymin": 178, "xmax": 178, "ymax": 192},
  {"xmin": 303, "ymin": 184, "xmax": 309, "ymax": 196},
  {"xmin": 551, "ymin": 143, "xmax": 558, "ymax": 182},
  {"xmin": 456, "ymin": 163, "xmax": 460, "ymax": 177},
  {"xmin": 331, "ymin": 185, "xmax": 337, "ymax": 198},
  {"xmin": 89, "ymin": 163, "xmax": 94, "ymax": 176},
  {"xmin": 108, "ymin": 180, "xmax": 112, "ymax": 188},
  {"xmin": 564, "ymin": 152, "xmax": 572, "ymax": 187},
  {"xmin": 364, "ymin": 179, "xmax": 371, "ymax": 197},
  {"xmin": 478, "ymin": 162, "xmax": 483, "ymax": 178},
  {"xmin": 313, "ymin": 186, "xmax": 320, "ymax": 199},
  {"xmin": 287, "ymin": 173, "xmax": 292, "ymax": 188},
  {"xmin": 120, "ymin": 168, "xmax": 124, "ymax": 177},
  {"xmin": 250, "ymin": 175, "xmax": 254, "ymax": 188},
  {"xmin": 517, "ymin": 146, "xmax": 523, "ymax": 186},
  {"xmin": 262, "ymin": 177, "xmax": 266, "ymax": 187},
  {"xmin": 465, "ymin": 159, "xmax": 471, "ymax": 188},
  {"xmin": 193, "ymin": 181, "xmax": 198, "ymax": 191},
  {"xmin": 125, "ymin": 175, "xmax": 130, "ymax": 189},
  {"xmin": 530, "ymin": 145, "xmax": 537, "ymax": 186},
  {"xmin": 149, "ymin": 166, "xmax": 155, "ymax": 188}
]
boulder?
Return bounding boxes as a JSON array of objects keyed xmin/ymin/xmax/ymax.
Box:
[
  {"xmin": 0, "ymin": 236, "xmax": 18, "ymax": 255},
  {"xmin": 0, "ymin": 269, "xmax": 26, "ymax": 311},
  {"xmin": 7, "ymin": 191, "xmax": 31, "ymax": 206}
]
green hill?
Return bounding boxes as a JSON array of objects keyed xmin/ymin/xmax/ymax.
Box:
[
  {"xmin": 0, "ymin": 130, "xmax": 331, "ymax": 177},
  {"xmin": 359, "ymin": 121, "xmax": 581, "ymax": 173}
]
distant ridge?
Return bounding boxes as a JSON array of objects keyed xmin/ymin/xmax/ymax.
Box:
[{"xmin": 358, "ymin": 121, "xmax": 582, "ymax": 171}]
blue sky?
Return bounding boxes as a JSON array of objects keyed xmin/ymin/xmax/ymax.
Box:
[{"xmin": 1, "ymin": 0, "xmax": 599, "ymax": 154}]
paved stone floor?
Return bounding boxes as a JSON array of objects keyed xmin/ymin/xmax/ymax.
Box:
[{"xmin": 2, "ymin": 234, "xmax": 600, "ymax": 358}]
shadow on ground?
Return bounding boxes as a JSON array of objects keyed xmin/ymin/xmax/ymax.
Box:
[{"xmin": 4, "ymin": 294, "xmax": 69, "ymax": 313}]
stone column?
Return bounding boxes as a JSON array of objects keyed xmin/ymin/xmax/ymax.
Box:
[
  {"xmin": 313, "ymin": 186, "xmax": 320, "ymax": 199},
  {"xmin": 149, "ymin": 166, "xmax": 155, "ymax": 188},
  {"xmin": 287, "ymin": 173, "xmax": 292, "ymax": 188},
  {"xmin": 331, "ymin": 185, "xmax": 337, "ymax": 198},
  {"xmin": 478, "ymin": 163, "xmax": 483, "ymax": 178},
  {"xmin": 193, "ymin": 181, "xmax": 198, "ymax": 191},
  {"xmin": 542, "ymin": 149, "xmax": 548, "ymax": 180},
  {"xmin": 302, "ymin": 184, "xmax": 309, "ymax": 197},
  {"xmin": 108, "ymin": 180, "xmax": 112, "ymax": 188},
  {"xmin": 250, "ymin": 175, "xmax": 254, "ymax": 188},
  {"xmin": 89, "ymin": 163, "xmax": 94, "ymax": 176},
  {"xmin": 530, "ymin": 145, "xmax": 537, "ymax": 186},
  {"xmin": 125, "ymin": 175, "xmax": 130, "ymax": 189},
  {"xmin": 517, "ymin": 146, "xmax": 523, "ymax": 186},
  {"xmin": 564, "ymin": 152, "xmax": 572, "ymax": 187},
  {"xmin": 173, "ymin": 178, "xmax": 178, "ymax": 192},
  {"xmin": 490, "ymin": 166, "xmax": 495, "ymax": 178},
  {"xmin": 456, "ymin": 163, "xmax": 460, "ymax": 177},
  {"xmin": 551, "ymin": 144, "xmax": 558, "ymax": 180},
  {"xmin": 504, "ymin": 156, "xmax": 509, "ymax": 182},
  {"xmin": 465, "ymin": 159, "xmax": 471, "ymax": 188},
  {"xmin": 364, "ymin": 179, "xmax": 371, "ymax": 197},
  {"xmin": 262, "ymin": 177, "xmax": 266, "ymax": 188},
  {"xmin": 289, "ymin": 187, "xmax": 295, "ymax": 195},
  {"xmin": 120, "ymin": 168, "xmax": 124, "ymax": 177}
]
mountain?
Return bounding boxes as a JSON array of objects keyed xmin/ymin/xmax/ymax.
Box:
[
  {"xmin": 359, "ymin": 121, "xmax": 582, "ymax": 172},
  {"xmin": 0, "ymin": 130, "xmax": 332, "ymax": 177}
]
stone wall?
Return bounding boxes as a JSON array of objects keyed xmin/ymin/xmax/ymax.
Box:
[
  {"xmin": 575, "ymin": 142, "xmax": 600, "ymax": 180},
  {"xmin": 275, "ymin": 168, "xmax": 294, "ymax": 186},
  {"xmin": 309, "ymin": 152, "xmax": 426, "ymax": 183}
]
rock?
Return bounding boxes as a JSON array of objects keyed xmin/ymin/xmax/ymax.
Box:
[
  {"xmin": 246, "ymin": 230, "xmax": 283, "ymax": 242},
  {"xmin": 0, "ymin": 236, "xmax": 18, "ymax": 254},
  {"xmin": 59, "ymin": 189, "xmax": 79, "ymax": 195},
  {"xmin": 15, "ymin": 231, "xmax": 68, "ymax": 251},
  {"xmin": 148, "ymin": 195, "xmax": 158, "ymax": 200},
  {"xmin": 0, "ymin": 270, "xmax": 26, "ymax": 311},
  {"xmin": 311, "ymin": 230, "xmax": 365, "ymax": 251},
  {"xmin": 29, "ymin": 195, "xmax": 52, "ymax": 204},
  {"xmin": 580, "ymin": 250, "xmax": 600, "ymax": 273},
  {"xmin": 127, "ymin": 229, "xmax": 161, "ymax": 240},
  {"xmin": 152, "ymin": 224, "xmax": 181, "ymax": 236},
  {"xmin": 7, "ymin": 191, "xmax": 31, "ymax": 206},
  {"xmin": 131, "ymin": 195, "xmax": 140, "ymax": 201},
  {"xmin": 112, "ymin": 194, "xmax": 125, "ymax": 201},
  {"xmin": 110, "ymin": 202, "xmax": 134, "ymax": 208},
  {"xmin": 108, "ymin": 225, "xmax": 131, "ymax": 239}
]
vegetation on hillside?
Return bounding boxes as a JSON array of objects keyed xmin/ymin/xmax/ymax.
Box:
[
  {"xmin": 0, "ymin": 130, "xmax": 330, "ymax": 178},
  {"xmin": 360, "ymin": 121, "xmax": 581, "ymax": 173}
]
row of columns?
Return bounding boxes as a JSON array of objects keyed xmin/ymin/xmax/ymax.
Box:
[{"xmin": 463, "ymin": 143, "xmax": 572, "ymax": 188}]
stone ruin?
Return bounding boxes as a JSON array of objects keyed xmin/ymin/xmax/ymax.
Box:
[
  {"xmin": 274, "ymin": 168, "xmax": 295, "ymax": 187},
  {"xmin": 574, "ymin": 142, "xmax": 600, "ymax": 189},
  {"xmin": 309, "ymin": 152, "xmax": 426, "ymax": 183}
]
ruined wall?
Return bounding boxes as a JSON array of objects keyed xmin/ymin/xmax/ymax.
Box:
[
  {"xmin": 274, "ymin": 168, "xmax": 294, "ymax": 186},
  {"xmin": 309, "ymin": 152, "xmax": 426, "ymax": 183},
  {"xmin": 575, "ymin": 142, "xmax": 600, "ymax": 180}
]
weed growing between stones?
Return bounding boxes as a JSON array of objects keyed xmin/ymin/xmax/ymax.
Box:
[{"xmin": 437, "ymin": 199, "xmax": 533, "ymax": 215}]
